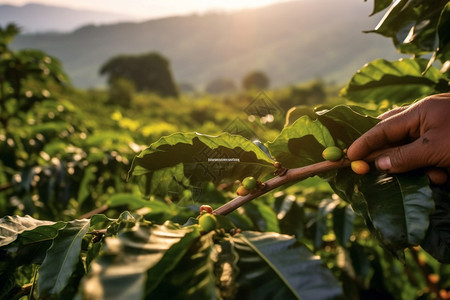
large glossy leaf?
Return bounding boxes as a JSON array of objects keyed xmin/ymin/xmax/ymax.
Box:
[
  {"xmin": 315, "ymin": 105, "xmax": 379, "ymax": 147},
  {"xmin": 274, "ymin": 193, "xmax": 306, "ymax": 238},
  {"xmin": 147, "ymin": 231, "xmax": 219, "ymax": 299},
  {"xmin": 420, "ymin": 186, "xmax": 450, "ymax": 263},
  {"xmin": 3, "ymin": 221, "xmax": 66, "ymax": 263},
  {"xmin": 37, "ymin": 218, "xmax": 90, "ymax": 297},
  {"xmin": 0, "ymin": 215, "xmax": 55, "ymax": 247},
  {"xmin": 82, "ymin": 221, "xmax": 201, "ymax": 300},
  {"xmin": 128, "ymin": 132, "xmax": 275, "ymax": 195},
  {"xmin": 313, "ymin": 198, "xmax": 340, "ymax": 250},
  {"xmin": 267, "ymin": 115, "xmax": 335, "ymax": 168},
  {"xmin": 331, "ymin": 169, "xmax": 434, "ymax": 254},
  {"xmin": 437, "ymin": 3, "xmax": 450, "ymax": 62},
  {"xmin": 340, "ymin": 58, "xmax": 449, "ymax": 104},
  {"xmin": 368, "ymin": 0, "xmax": 393, "ymax": 16},
  {"xmin": 242, "ymin": 200, "xmax": 280, "ymax": 233},
  {"xmin": 368, "ymin": 0, "xmax": 449, "ymax": 54},
  {"xmin": 333, "ymin": 204, "xmax": 355, "ymax": 247},
  {"xmin": 233, "ymin": 231, "xmax": 343, "ymax": 300}
]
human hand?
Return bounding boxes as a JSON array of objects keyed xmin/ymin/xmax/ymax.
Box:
[{"xmin": 347, "ymin": 93, "xmax": 450, "ymax": 185}]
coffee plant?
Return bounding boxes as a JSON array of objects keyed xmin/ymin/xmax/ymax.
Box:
[{"xmin": 1, "ymin": 1, "xmax": 449, "ymax": 300}]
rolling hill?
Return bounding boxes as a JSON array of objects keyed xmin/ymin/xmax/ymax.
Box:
[
  {"xmin": 0, "ymin": 3, "xmax": 136, "ymax": 33},
  {"xmin": 9, "ymin": 0, "xmax": 401, "ymax": 89}
]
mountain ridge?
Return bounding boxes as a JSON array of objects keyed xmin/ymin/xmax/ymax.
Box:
[
  {"xmin": 0, "ymin": 3, "xmax": 137, "ymax": 33},
  {"xmin": 8, "ymin": 0, "xmax": 400, "ymax": 89}
]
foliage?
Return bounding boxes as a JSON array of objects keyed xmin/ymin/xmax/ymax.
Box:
[
  {"xmin": 99, "ymin": 52, "xmax": 179, "ymax": 97},
  {"xmin": 205, "ymin": 78, "xmax": 237, "ymax": 94},
  {"xmin": 0, "ymin": 1, "xmax": 450, "ymax": 300},
  {"xmin": 342, "ymin": 0, "xmax": 450, "ymax": 103},
  {"xmin": 242, "ymin": 71, "xmax": 270, "ymax": 91},
  {"xmin": 107, "ymin": 77, "xmax": 135, "ymax": 108}
]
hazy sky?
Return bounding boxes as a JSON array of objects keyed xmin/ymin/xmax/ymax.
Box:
[{"xmin": 0, "ymin": 0, "xmax": 295, "ymax": 19}]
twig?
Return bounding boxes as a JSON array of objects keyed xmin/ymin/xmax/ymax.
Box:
[
  {"xmin": 213, "ymin": 159, "xmax": 351, "ymax": 216},
  {"xmin": 79, "ymin": 204, "xmax": 109, "ymax": 219},
  {"xmin": 0, "ymin": 182, "xmax": 12, "ymax": 191}
]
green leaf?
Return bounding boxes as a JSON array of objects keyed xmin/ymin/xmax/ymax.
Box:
[
  {"xmin": 333, "ymin": 204, "xmax": 355, "ymax": 247},
  {"xmin": 369, "ymin": 0, "xmax": 393, "ymax": 16},
  {"xmin": 108, "ymin": 193, "xmax": 154, "ymax": 210},
  {"xmin": 420, "ymin": 186, "xmax": 450, "ymax": 263},
  {"xmin": 140, "ymin": 163, "xmax": 189, "ymax": 197},
  {"xmin": 2, "ymin": 220, "xmax": 66, "ymax": 266},
  {"xmin": 77, "ymin": 165, "xmax": 96, "ymax": 206},
  {"xmin": 147, "ymin": 231, "xmax": 219, "ymax": 299},
  {"xmin": 437, "ymin": 3, "xmax": 450, "ymax": 62},
  {"xmin": 243, "ymin": 200, "xmax": 280, "ymax": 233},
  {"xmin": 37, "ymin": 219, "xmax": 90, "ymax": 297},
  {"xmin": 341, "ymin": 58, "xmax": 448, "ymax": 104},
  {"xmin": 313, "ymin": 198, "xmax": 340, "ymax": 250},
  {"xmin": 332, "ymin": 169, "xmax": 434, "ymax": 253},
  {"xmin": 315, "ymin": 105, "xmax": 380, "ymax": 147},
  {"xmin": 0, "ymin": 215, "xmax": 55, "ymax": 247},
  {"xmin": 82, "ymin": 221, "xmax": 201, "ymax": 300},
  {"xmin": 268, "ymin": 115, "xmax": 335, "ymax": 168},
  {"xmin": 233, "ymin": 231, "xmax": 343, "ymax": 300},
  {"xmin": 128, "ymin": 132, "xmax": 275, "ymax": 195},
  {"xmin": 368, "ymin": 0, "xmax": 449, "ymax": 54},
  {"xmin": 107, "ymin": 193, "xmax": 189, "ymax": 223},
  {"xmin": 274, "ymin": 193, "xmax": 306, "ymax": 238}
]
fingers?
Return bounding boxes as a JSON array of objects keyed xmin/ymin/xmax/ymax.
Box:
[
  {"xmin": 378, "ymin": 105, "xmax": 409, "ymax": 120},
  {"xmin": 347, "ymin": 108, "xmax": 419, "ymax": 161},
  {"xmin": 372, "ymin": 136, "xmax": 433, "ymax": 173},
  {"xmin": 426, "ymin": 168, "xmax": 448, "ymax": 186},
  {"xmin": 373, "ymin": 125, "xmax": 449, "ymax": 173}
]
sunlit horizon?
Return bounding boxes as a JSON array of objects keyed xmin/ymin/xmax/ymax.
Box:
[{"xmin": 0, "ymin": 0, "xmax": 297, "ymax": 20}]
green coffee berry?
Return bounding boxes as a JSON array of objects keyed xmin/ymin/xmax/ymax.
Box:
[
  {"xmin": 322, "ymin": 146, "xmax": 343, "ymax": 161},
  {"xmin": 242, "ymin": 176, "xmax": 257, "ymax": 190},
  {"xmin": 199, "ymin": 213, "xmax": 217, "ymax": 232}
]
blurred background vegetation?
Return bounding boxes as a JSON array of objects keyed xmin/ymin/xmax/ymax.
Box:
[{"xmin": 1, "ymin": 1, "xmax": 449, "ymax": 299}]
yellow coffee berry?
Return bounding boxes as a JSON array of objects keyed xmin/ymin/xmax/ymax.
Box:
[{"xmin": 351, "ymin": 160, "xmax": 370, "ymax": 175}]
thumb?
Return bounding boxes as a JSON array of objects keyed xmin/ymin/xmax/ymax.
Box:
[{"xmin": 374, "ymin": 136, "xmax": 433, "ymax": 173}]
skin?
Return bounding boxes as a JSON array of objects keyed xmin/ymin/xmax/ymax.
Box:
[{"xmin": 347, "ymin": 93, "xmax": 450, "ymax": 185}]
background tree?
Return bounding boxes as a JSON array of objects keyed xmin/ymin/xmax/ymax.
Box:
[
  {"xmin": 242, "ymin": 70, "xmax": 269, "ymax": 90},
  {"xmin": 99, "ymin": 52, "xmax": 178, "ymax": 97},
  {"xmin": 205, "ymin": 77, "xmax": 237, "ymax": 94},
  {"xmin": 108, "ymin": 77, "xmax": 135, "ymax": 108},
  {"xmin": 279, "ymin": 80, "xmax": 327, "ymax": 110}
]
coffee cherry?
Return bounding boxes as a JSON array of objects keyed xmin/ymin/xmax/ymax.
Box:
[
  {"xmin": 199, "ymin": 205, "xmax": 213, "ymax": 214},
  {"xmin": 351, "ymin": 160, "xmax": 370, "ymax": 175},
  {"xmin": 236, "ymin": 185, "xmax": 250, "ymax": 196},
  {"xmin": 198, "ymin": 213, "xmax": 217, "ymax": 232},
  {"xmin": 322, "ymin": 146, "xmax": 343, "ymax": 161},
  {"xmin": 242, "ymin": 176, "xmax": 257, "ymax": 190}
]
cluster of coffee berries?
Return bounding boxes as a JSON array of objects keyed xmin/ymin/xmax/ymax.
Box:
[
  {"xmin": 197, "ymin": 205, "xmax": 241, "ymax": 235},
  {"xmin": 322, "ymin": 146, "xmax": 370, "ymax": 175},
  {"xmin": 236, "ymin": 176, "xmax": 258, "ymax": 196},
  {"xmin": 198, "ymin": 205, "xmax": 217, "ymax": 231}
]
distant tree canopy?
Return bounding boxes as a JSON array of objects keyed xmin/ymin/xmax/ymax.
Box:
[
  {"xmin": 99, "ymin": 52, "xmax": 178, "ymax": 97},
  {"xmin": 242, "ymin": 71, "xmax": 269, "ymax": 90},
  {"xmin": 205, "ymin": 78, "xmax": 237, "ymax": 94},
  {"xmin": 279, "ymin": 80, "xmax": 327, "ymax": 110},
  {"xmin": 108, "ymin": 77, "xmax": 135, "ymax": 108}
]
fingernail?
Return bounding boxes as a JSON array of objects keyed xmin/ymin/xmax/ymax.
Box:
[{"xmin": 376, "ymin": 156, "xmax": 391, "ymax": 171}]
